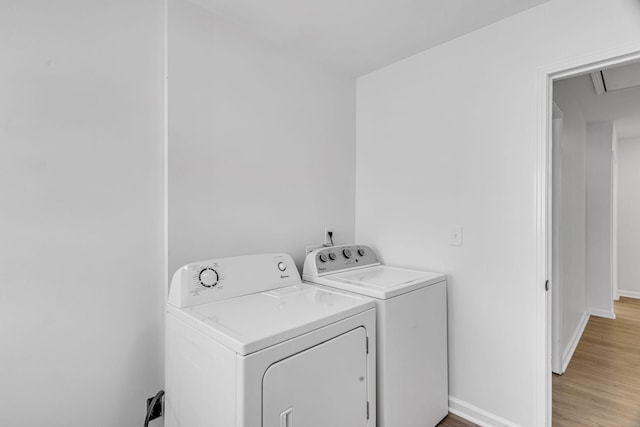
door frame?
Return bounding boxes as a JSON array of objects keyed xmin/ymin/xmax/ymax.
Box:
[
  {"xmin": 611, "ymin": 136, "xmax": 619, "ymax": 302},
  {"xmin": 535, "ymin": 43, "xmax": 640, "ymax": 426},
  {"xmin": 550, "ymin": 104, "xmax": 563, "ymax": 375}
]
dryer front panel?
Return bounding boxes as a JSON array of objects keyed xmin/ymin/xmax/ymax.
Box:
[{"xmin": 262, "ymin": 327, "xmax": 369, "ymax": 427}]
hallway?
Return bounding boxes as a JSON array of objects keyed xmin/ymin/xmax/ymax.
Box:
[{"xmin": 553, "ymin": 298, "xmax": 640, "ymax": 425}]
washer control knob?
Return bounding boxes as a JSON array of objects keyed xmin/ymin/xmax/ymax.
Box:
[
  {"xmin": 357, "ymin": 248, "xmax": 365, "ymax": 257},
  {"xmin": 278, "ymin": 262, "xmax": 287, "ymax": 272},
  {"xmin": 328, "ymin": 252, "xmax": 337, "ymax": 261},
  {"xmin": 319, "ymin": 253, "xmax": 328, "ymax": 263},
  {"xmin": 199, "ymin": 268, "xmax": 218, "ymax": 287},
  {"xmin": 343, "ymin": 248, "xmax": 352, "ymax": 259}
]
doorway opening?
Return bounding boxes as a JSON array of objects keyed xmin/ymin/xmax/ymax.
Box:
[{"xmin": 538, "ymin": 48, "xmax": 640, "ymax": 426}]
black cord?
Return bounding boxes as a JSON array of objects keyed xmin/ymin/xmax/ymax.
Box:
[
  {"xmin": 328, "ymin": 231, "xmax": 334, "ymax": 246},
  {"xmin": 144, "ymin": 389, "xmax": 164, "ymax": 427}
]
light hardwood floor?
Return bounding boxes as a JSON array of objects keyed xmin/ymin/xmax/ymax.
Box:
[
  {"xmin": 437, "ymin": 413, "xmax": 478, "ymax": 426},
  {"xmin": 553, "ymin": 297, "xmax": 640, "ymax": 426}
]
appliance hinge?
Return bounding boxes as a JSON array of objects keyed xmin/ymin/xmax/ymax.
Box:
[
  {"xmin": 366, "ymin": 401, "xmax": 369, "ymax": 420},
  {"xmin": 366, "ymin": 337, "xmax": 369, "ymax": 354}
]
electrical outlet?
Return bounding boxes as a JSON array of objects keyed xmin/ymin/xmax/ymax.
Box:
[
  {"xmin": 324, "ymin": 227, "xmax": 333, "ymax": 245},
  {"xmin": 146, "ymin": 395, "xmax": 163, "ymax": 421},
  {"xmin": 306, "ymin": 244, "xmax": 323, "ymax": 255}
]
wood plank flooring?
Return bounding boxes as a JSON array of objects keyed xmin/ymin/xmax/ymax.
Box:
[
  {"xmin": 437, "ymin": 413, "xmax": 478, "ymax": 426},
  {"xmin": 553, "ymin": 297, "xmax": 640, "ymax": 426}
]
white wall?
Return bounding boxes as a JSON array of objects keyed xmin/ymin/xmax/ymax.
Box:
[
  {"xmin": 355, "ymin": 0, "xmax": 640, "ymax": 424},
  {"xmin": 168, "ymin": 0, "xmax": 356, "ymax": 274},
  {"xmin": 552, "ymin": 80, "xmax": 588, "ymax": 359},
  {"xmin": 0, "ymin": 1, "xmax": 164, "ymax": 427},
  {"xmin": 617, "ymin": 138, "xmax": 640, "ymax": 296},
  {"xmin": 586, "ymin": 121, "xmax": 615, "ymax": 317}
]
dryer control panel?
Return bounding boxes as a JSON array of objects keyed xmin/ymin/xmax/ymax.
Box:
[
  {"xmin": 304, "ymin": 245, "xmax": 380, "ymax": 276},
  {"xmin": 168, "ymin": 253, "xmax": 300, "ymax": 308}
]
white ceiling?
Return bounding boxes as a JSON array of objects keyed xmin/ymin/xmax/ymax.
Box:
[
  {"xmin": 556, "ymin": 68, "xmax": 640, "ymax": 140},
  {"xmin": 188, "ymin": 0, "xmax": 553, "ymax": 76}
]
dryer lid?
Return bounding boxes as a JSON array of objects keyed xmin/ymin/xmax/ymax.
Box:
[
  {"xmin": 167, "ymin": 283, "xmax": 374, "ymax": 355},
  {"xmin": 321, "ymin": 265, "xmax": 446, "ymax": 299}
]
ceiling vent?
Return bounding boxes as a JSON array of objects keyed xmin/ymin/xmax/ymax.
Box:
[
  {"xmin": 590, "ymin": 71, "xmax": 606, "ymax": 95},
  {"xmin": 591, "ymin": 61, "xmax": 640, "ymax": 95}
]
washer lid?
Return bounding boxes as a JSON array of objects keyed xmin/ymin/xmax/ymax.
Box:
[
  {"xmin": 317, "ymin": 265, "xmax": 446, "ymax": 299},
  {"xmin": 167, "ymin": 283, "xmax": 375, "ymax": 355}
]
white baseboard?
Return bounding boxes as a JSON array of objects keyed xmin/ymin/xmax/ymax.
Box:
[
  {"xmin": 589, "ymin": 308, "xmax": 616, "ymax": 319},
  {"xmin": 618, "ymin": 289, "xmax": 640, "ymax": 299},
  {"xmin": 561, "ymin": 311, "xmax": 589, "ymax": 373},
  {"xmin": 449, "ymin": 397, "xmax": 520, "ymax": 427}
]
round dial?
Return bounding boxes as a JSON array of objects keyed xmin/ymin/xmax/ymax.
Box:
[
  {"xmin": 278, "ymin": 262, "xmax": 287, "ymax": 271},
  {"xmin": 319, "ymin": 253, "xmax": 328, "ymax": 263},
  {"xmin": 357, "ymin": 248, "xmax": 366, "ymax": 257},
  {"xmin": 328, "ymin": 252, "xmax": 337, "ymax": 261},
  {"xmin": 199, "ymin": 268, "xmax": 219, "ymax": 287},
  {"xmin": 343, "ymin": 248, "xmax": 352, "ymax": 259}
]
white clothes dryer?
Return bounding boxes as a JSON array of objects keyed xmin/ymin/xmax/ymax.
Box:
[
  {"xmin": 166, "ymin": 253, "xmax": 377, "ymax": 427},
  {"xmin": 303, "ymin": 245, "xmax": 448, "ymax": 427}
]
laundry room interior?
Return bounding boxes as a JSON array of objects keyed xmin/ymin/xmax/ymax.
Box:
[{"xmin": 3, "ymin": 0, "xmax": 640, "ymax": 426}]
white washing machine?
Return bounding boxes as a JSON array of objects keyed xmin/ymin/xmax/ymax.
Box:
[
  {"xmin": 165, "ymin": 253, "xmax": 377, "ymax": 427},
  {"xmin": 303, "ymin": 245, "xmax": 448, "ymax": 427}
]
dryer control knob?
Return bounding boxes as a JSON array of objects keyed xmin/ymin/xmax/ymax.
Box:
[
  {"xmin": 328, "ymin": 252, "xmax": 337, "ymax": 260},
  {"xmin": 357, "ymin": 248, "xmax": 365, "ymax": 257},
  {"xmin": 278, "ymin": 262, "xmax": 287, "ymax": 271},
  {"xmin": 199, "ymin": 268, "xmax": 219, "ymax": 287},
  {"xmin": 319, "ymin": 253, "xmax": 328, "ymax": 263},
  {"xmin": 343, "ymin": 248, "xmax": 352, "ymax": 259}
]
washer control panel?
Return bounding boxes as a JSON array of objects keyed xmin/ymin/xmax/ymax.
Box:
[
  {"xmin": 168, "ymin": 253, "xmax": 299, "ymax": 308},
  {"xmin": 307, "ymin": 245, "xmax": 379, "ymax": 275}
]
